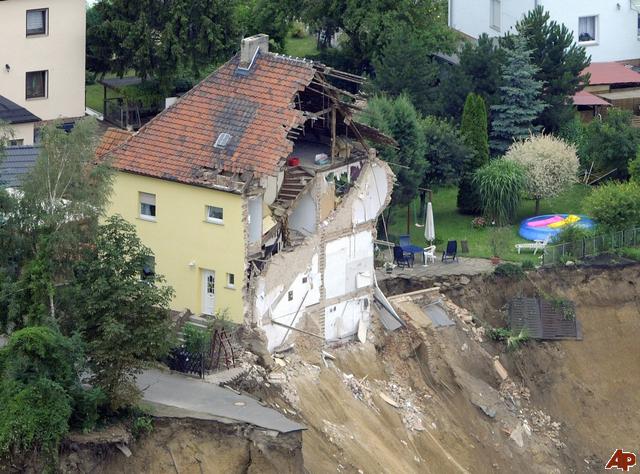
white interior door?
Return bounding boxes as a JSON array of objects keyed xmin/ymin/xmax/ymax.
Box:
[{"xmin": 202, "ymin": 270, "xmax": 215, "ymax": 315}]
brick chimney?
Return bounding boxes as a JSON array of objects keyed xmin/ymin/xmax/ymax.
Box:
[{"xmin": 239, "ymin": 34, "xmax": 269, "ymax": 70}]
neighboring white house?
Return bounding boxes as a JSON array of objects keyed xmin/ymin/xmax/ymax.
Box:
[
  {"xmin": 449, "ymin": 0, "xmax": 640, "ymax": 63},
  {"xmin": 0, "ymin": 0, "xmax": 86, "ymax": 145}
]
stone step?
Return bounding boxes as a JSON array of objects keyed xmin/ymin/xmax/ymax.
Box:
[{"xmin": 204, "ymin": 366, "xmax": 247, "ymax": 386}]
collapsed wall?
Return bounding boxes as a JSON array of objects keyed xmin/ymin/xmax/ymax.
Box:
[{"xmin": 252, "ymin": 157, "xmax": 394, "ymax": 351}]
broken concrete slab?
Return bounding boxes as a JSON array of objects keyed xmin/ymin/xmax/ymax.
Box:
[
  {"xmin": 494, "ymin": 360, "xmax": 509, "ymax": 381},
  {"xmin": 379, "ymin": 392, "xmax": 400, "ymax": 408}
]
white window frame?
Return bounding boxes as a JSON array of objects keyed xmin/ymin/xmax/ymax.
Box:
[
  {"xmin": 578, "ymin": 15, "xmax": 598, "ymax": 45},
  {"xmin": 206, "ymin": 205, "xmax": 224, "ymax": 225},
  {"xmin": 490, "ymin": 0, "xmax": 501, "ymax": 32},
  {"xmin": 26, "ymin": 8, "xmax": 48, "ymax": 37},
  {"xmin": 226, "ymin": 272, "xmax": 235, "ymax": 289},
  {"xmin": 139, "ymin": 192, "xmax": 157, "ymax": 221},
  {"xmin": 25, "ymin": 70, "xmax": 48, "ymax": 100}
]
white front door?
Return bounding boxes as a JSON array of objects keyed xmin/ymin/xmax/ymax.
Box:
[{"xmin": 202, "ymin": 270, "xmax": 216, "ymax": 315}]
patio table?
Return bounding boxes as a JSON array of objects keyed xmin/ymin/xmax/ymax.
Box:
[{"xmin": 401, "ymin": 244, "xmax": 426, "ymax": 264}]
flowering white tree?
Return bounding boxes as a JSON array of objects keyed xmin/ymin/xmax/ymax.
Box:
[{"xmin": 504, "ymin": 135, "xmax": 579, "ymax": 215}]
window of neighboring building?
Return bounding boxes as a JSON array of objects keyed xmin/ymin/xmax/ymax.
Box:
[
  {"xmin": 8, "ymin": 139, "xmax": 24, "ymax": 146},
  {"xmin": 26, "ymin": 9, "xmax": 48, "ymax": 36},
  {"xmin": 139, "ymin": 192, "xmax": 156, "ymax": 220},
  {"xmin": 490, "ymin": 0, "xmax": 501, "ymax": 31},
  {"xmin": 141, "ymin": 256, "xmax": 155, "ymax": 281},
  {"xmin": 226, "ymin": 273, "xmax": 235, "ymax": 289},
  {"xmin": 26, "ymin": 70, "xmax": 47, "ymax": 99},
  {"xmin": 206, "ymin": 205, "xmax": 223, "ymax": 224},
  {"xmin": 637, "ymin": 13, "xmax": 640, "ymax": 39},
  {"xmin": 578, "ymin": 16, "xmax": 597, "ymax": 43}
]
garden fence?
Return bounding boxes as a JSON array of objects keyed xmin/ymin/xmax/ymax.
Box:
[{"xmin": 542, "ymin": 227, "xmax": 640, "ymax": 266}]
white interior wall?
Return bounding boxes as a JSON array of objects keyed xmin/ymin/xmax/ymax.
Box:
[
  {"xmin": 259, "ymin": 254, "xmax": 321, "ymax": 351},
  {"xmin": 352, "ymin": 162, "xmax": 389, "ymax": 225},
  {"xmin": 247, "ymin": 195, "xmax": 263, "ymax": 244},
  {"xmin": 289, "ymin": 189, "xmax": 317, "ymax": 235},
  {"xmin": 263, "ymin": 171, "xmax": 284, "ymax": 205},
  {"xmin": 324, "ymin": 231, "xmax": 373, "ymax": 300},
  {"xmin": 325, "ymin": 297, "xmax": 371, "ymax": 341}
]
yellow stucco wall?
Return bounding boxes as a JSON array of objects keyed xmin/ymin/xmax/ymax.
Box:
[{"xmin": 106, "ymin": 171, "xmax": 246, "ymax": 322}]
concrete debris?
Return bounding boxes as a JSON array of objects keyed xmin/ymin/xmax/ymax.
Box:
[
  {"xmin": 273, "ymin": 357, "xmax": 287, "ymax": 367},
  {"xmin": 322, "ymin": 350, "xmax": 336, "ymax": 360},
  {"xmin": 459, "ymin": 276, "xmax": 471, "ymax": 285},
  {"xmin": 342, "ymin": 373, "xmax": 377, "ymax": 411},
  {"xmin": 510, "ymin": 424, "xmax": 526, "ymax": 448},
  {"xmin": 115, "ymin": 443, "xmax": 132, "ymax": 458},
  {"xmin": 267, "ymin": 372, "xmax": 286, "ymax": 384},
  {"xmin": 322, "ymin": 420, "xmax": 352, "ymax": 445},
  {"xmin": 379, "ymin": 392, "xmax": 400, "ymax": 408},
  {"xmin": 493, "ymin": 360, "xmax": 509, "ymax": 381}
]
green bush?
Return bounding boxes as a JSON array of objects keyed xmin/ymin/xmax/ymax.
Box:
[
  {"xmin": 182, "ymin": 322, "xmax": 211, "ymax": 355},
  {"xmin": 131, "ymin": 414, "xmax": 154, "ymax": 440},
  {"xmin": 290, "ymin": 21, "xmax": 307, "ymax": 38},
  {"xmin": 629, "ymin": 152, "xmax": 640, "ymax": 183},
  {"xmin": 585, "ymin": 181, "xmax": 640, "ymax": 231},
  {"xmin": 0, "ymin": 378, "xmax": 72, "ymax": 467},
  {"xmin": 552, "ymin": 224, "xmax": 594, "ymax": 245},
  {"xmin": 619, "ymin": 247, "xmax": 640, "ymax": 261},
  {"xmin": 474, "ymin": 160, "xmax": 526, "ymax": 226},
  {"xmin": 521, "ymin": 259, "xmax": 536, "ymax": 270},
  {"xmin": 494, "ymin": 263, "xmax": 525, "ymax": 279}
]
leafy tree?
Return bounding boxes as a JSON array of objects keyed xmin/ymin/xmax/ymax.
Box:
[
  {"xmin": 361, "ymin": 96, "xmax": 427, "ymax": 206},
  {"xmin": 422, "ymin": 116, "xmax": 470, "ymax": 185},
  {"xmin": 474, "ymin": 160, "xmax": 526, "ymax": 226},
  {"xmin": 438, "ymin": 34, "xmax": 506, "ymax": 120},
  {"xmin": 511, "ymin": 6, "xmax": 590, "ymax": 133},
  {"xmin": 71, "ymin": 216, "xmax": 173, "ymax": 409},
  {"xmin": 458, "ymin": 93, "xmax": 489, "ymax": 214},
  {"xmin": 0, "ymin": 327, "xmax": 103, "ymax": 469},
  {"xmin": 629, "ymin": 151, "xmax": 640, "ymax": 183},
  {"xmin": 585, "ymin": 181, "xmax": 640, "ymax": 231},
  {"xmin": 236, "ymin": 0, "xmax": 298, "ymax": 52},
  {"xmin": 300, "ymin": 0, "xmax": 455, "ymax": 73},
  {"xmin": 88, "ymin": 0, "xmax": 240, "ymax": 86},
  {"xmin": 504, "ymin": 135, "xmax": 579, "ymax": 215},
  {"xmin": 490, "ymin": 36, "xmax": 546, "ymax": 155},
  {"xmin": 373, "ymin": 29, "xmax": 443, "ymax": 116},
  {"xmin": 579, "ymin": 109, "xmax": 640, "ymax": 180},
  {"xmin": 2, "ymin": 118, "xmax": 112, "ymax": 328}
]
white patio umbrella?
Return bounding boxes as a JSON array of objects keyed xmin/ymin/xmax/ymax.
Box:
[{"xmin": 424, "ymin": 202, "xmax": 435, "ymax": 244}]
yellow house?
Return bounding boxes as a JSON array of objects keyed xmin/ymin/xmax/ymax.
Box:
[{"xmin": 99, "ymin": 35, "xmax": 394, "ymax": 334}]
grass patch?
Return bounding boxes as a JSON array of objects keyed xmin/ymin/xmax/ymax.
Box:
[
  {"xmin": 284, "ymin": 33, "xmax": 318, "ymax": 58},
  {"xmin": 386, "ymin": 184, "xmax": 592, "ymax": 262}
]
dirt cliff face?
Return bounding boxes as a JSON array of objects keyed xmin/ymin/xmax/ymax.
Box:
[{"xmin": 59, "ymin": 418, "xmax": 303, "ymax": 474}]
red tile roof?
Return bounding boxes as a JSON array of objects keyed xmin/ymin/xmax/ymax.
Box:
[
  {"xmin": 105, "ymin": 53, "xmax": 315, "ymax": 184},
  {"xmin": 584, "ymin": 62, "xmax": 640, "ymax": 86},
  {"xmin": 96, "ymin": 127, "xmax": 134, "ymax": 157},
  {"xmin": 573, "ymin": 90, "xmax": 611, "ymax": 107}
]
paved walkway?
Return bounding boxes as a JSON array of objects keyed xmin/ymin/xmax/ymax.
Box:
[
  {"xmin": 137, "ymin": 369, "xmax": 304, "ymax": 433},
  {"xmin": 376, "ymin": 257, "xmax": 494, "ymax": 282}
]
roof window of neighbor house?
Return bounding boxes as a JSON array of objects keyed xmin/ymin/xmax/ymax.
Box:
[
  {"xmin": 26, "ymin": 9, "xmax": 48, "ymax": 36},
  {"xmin": 578, "ymin": 16, "xmax": 597, "ymax": 43},
  {"xmin": 490, "ymin": 0, "xmax": 501, "ymax": 32},
  {"xmin": 214, "ymin": 132, "xmax": 232, "ymax": 148},
  {"xmin": 139, "ymin": 192, "xmax": 156, "ymax": 220}
]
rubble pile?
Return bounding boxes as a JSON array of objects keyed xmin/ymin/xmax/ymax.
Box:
[
  {"xmin": 342, "ymin": 373, "xmax": 378, "ymax": 411},
  {"xmin": 379, "ymin": 380, "xmax": 428, "ymax": 432}
]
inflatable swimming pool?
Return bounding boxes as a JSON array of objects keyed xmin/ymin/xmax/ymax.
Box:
[{"xmin": 519, "ymin": 214, "xmax": 595, "ymax": 241}]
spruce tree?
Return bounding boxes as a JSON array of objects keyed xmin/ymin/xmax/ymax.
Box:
[
  {"xmin": 511, "ymin": 6, "xmax": 590, "ymax": 133},
  {"xmin": 457, "ymin": 93, "xmax": 489, "ymax": 214},
  {"xmin": 490, "ymin": 36, "xmax": 546, "ymax": 155}
]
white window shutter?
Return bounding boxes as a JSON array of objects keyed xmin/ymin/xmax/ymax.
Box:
[{"xmin": 27, "ymin": 11, "xmax": 44, "ymax": 31}]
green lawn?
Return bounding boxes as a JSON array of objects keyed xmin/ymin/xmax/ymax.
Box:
[
  {"xmin": 284, "ymin": 34, "xmax": 319, "ymax": 58},
  {"xmin": 387, "ymin": 184, "xmax": 592, "ymax": 262}
]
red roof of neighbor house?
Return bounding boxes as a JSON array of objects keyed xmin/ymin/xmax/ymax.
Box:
[
  {"xmin": 584, "ymin": 62, "xmax": 640, "ymax": 85},
  {"xmin": 96, "ymin": 127, "xmax": 134, "ymax": 157},
  {"xmin": 572, "ymin": 90, "xmax": 611, "ymax": 107},
  {"xmin": 104, "ymin": 53, "xmax": 315, "ymax": 184}
]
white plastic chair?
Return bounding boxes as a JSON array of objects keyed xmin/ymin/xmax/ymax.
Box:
[{"xmin": 423, "ymin": 245, "xmax": 437, "ymax": 265}]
